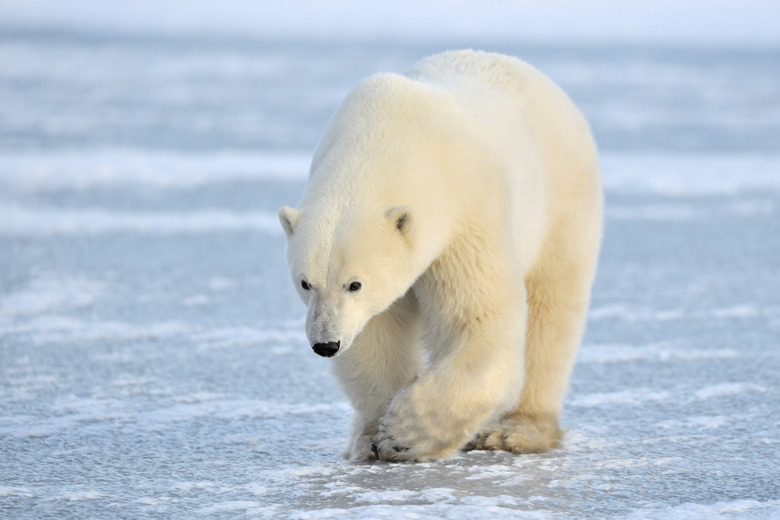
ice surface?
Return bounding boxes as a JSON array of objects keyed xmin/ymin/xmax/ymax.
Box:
[{"xmin": 1, "ymin": 2, "xmax": 779, "ymax": 518}]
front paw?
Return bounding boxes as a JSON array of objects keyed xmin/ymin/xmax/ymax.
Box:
[
  {"xmin": 343, "ymin": 434, "xmax": 378, "ymax": 461},
  {"xmin": 369, "ymin": 406, "xmax": 446, "ymax": 462},
  {"xmin": 370, "ymin": 384, "xmax": 479, "ymax": 462},
  {"xmin": 371, "ymin": 422, "xmax": 417, "ymax": 462}
]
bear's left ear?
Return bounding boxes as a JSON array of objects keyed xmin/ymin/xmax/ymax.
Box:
[
  {"xmin": 279, "ymin": 206, "xmax": 301, "ymax": 237},
  {"xmin": 386, "ymin": 206, "xmax": 414, "ymax": 242}
]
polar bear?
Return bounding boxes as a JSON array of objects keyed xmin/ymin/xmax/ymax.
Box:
[{"xmin": 279, "ymin": 50, "xmax": 602, "ymax": 462}]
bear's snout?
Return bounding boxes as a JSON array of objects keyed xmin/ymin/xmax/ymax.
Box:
[{"xmin": 312, "ymin": 341, "xmax": 340, "ymax": 358}]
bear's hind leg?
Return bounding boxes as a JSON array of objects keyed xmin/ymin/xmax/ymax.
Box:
[{"xmin": 466, "ymin": 235, "xmax": 598, "ymax": 454}]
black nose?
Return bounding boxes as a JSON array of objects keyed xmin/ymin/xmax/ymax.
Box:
[{"xmin": 312, "ymin": 341, "xmax": 340, "ymax": 357}]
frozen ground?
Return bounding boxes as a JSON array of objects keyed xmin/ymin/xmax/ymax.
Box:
[{"xmin": 1, "ymin": 2, "xmax": 779, "ymax": 518}]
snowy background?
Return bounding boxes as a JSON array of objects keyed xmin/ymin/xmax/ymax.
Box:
[{"xmin": 1, "ymin": 1, "xmax": 779, "ymax": 518}]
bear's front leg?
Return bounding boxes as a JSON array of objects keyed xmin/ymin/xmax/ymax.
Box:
[
  {"xmin": 331, "ymin": 292, "xmax": 423, "ymax": 461},
  {"xmin": 372, "ymin": 305, "xmax": 526, "ymax": 462},
  {"xmin": 344, "ymin": 414, "xmax": 381, "ymax": 461}
]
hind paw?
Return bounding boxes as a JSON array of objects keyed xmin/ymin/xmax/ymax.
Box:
[{"xmin": 463, "ymin": 414, "xmax": 562, "ymax": 454}]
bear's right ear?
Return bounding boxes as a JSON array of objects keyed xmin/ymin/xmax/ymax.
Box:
[{"xmin": 279, "ymin": 206, "xmax": 301, "ymax": 237}]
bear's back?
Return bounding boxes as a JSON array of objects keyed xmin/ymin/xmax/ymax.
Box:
[
  {"xmin": 404, "ymin": 50, "xmax": 549, "ymax": 105},
  {"xmin": 405, "ymin": 50, "xmax": 591, "ymax": 152}
]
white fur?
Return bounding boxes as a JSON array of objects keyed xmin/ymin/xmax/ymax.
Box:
[{"xmin": 280, "ymin": 50, "xmax": 602, "ymax": 462}]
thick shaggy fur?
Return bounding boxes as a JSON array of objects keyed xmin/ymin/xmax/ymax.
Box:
[{"xmin": 280, "ymin": 50, "xmax": 602, "ymax": 462}]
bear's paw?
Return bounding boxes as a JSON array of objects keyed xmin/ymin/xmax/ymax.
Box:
[
  {"xmin": 343, "ymin": 434, "xmax": 379, "ymax": 462},
  {"xmin": 463, "ymin": 413, "xmax": 563, "ymax": 454},
  {"xmin": 369, "ymin": 394, "xmax": 453, "ymax": 462}
]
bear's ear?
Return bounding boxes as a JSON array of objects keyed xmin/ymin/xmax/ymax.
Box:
[
  {"xmin": 386, "ymin": 206, "xmax": 414, "ymax": 240},
  {"xmin": 279, "ymin": 206, "xmax": 301, "ymax": 237}
]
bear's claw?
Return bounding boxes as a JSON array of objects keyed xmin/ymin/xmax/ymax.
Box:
[{"xmin": 370, "ymin": 432, "xmax": 420, "ymax": 462}]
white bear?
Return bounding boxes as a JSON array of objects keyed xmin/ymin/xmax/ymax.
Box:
[{"xmin": 279, "ymin": 50, "xmax": 602, "ymax": 462}]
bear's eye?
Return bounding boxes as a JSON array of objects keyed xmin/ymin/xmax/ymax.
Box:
[
  {"xmin": 300, "ymin": 280, "xmax": 311, "ymax": 291},
  {"xmin": 348, "ymin": 281, "xmax": 362, "ymax": 292}
]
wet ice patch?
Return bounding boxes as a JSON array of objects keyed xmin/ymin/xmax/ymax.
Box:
[
  {"xmin": 353, "ymin": 489, "xmax": 418, "ymax": 503},
  {"xmin": 569, "ymin": 389, "xmax": 671, "ymax": 407},
  {"xmin": 171, "ymin": 481, "xmax": 217, "ymax": 492},
  {"xmin": 621, "ymin": 500, "xmax": 780, "ymax": 520},
  {"xmin": 198, "ymin": 501, "xmax": 263, "ymax": 513},
  {"xmin": 0, "ymin": 396, "xmax": 133, "ymax": 437},
  {"xmin": 208, "ymin": 277, "xmax": 237, "ymax": 291},
  {"xmin": 0, "ymin": 205, "xmax": 282, "ymax": 236},
  {"xmin": 192, "ymin": 326, "xmax": 302, "ymax": 350},
  {"xmin": 658, "ymin": 415, "xmax": 730, "ymax": 430},
  {"xmin": 693, "ymin": 383, "xmax": 767, "ymax": 400},
  {"xmin": 577, "ymin": 344, "xmax": 739, "ymax": 364},
  {"xmin": 58, "ymin": 490, "xmax": 102, "ymax": 501},
  {"xmin": 711, "ymin": 305, "xmax": 761, "ymax": 318},
  {"xmin": 588, "ymin": 304, "xmax": 689, "ymax": 322},
  {"xmin": 463, "ymin": 464, "xmax": 523, "ymax": 481},
  {"xmin": 0, "ymin": 150, "xmax": 309, "ymax": 192},
  {"xmin": 607, "ymin": 204, "xmax": 699, "ymax": 221},
  {"xmin": 604, "ymin": 200, "xmax": 777, "ymax": 221},
  {"xmin": 589, "ymin": 304, "xmax": 775, "ymax": 322},
  {"xmin": 459, "ymin": 495, "xmax": 523, "ymax": 507},
  {"xmin": 0, "ymin": 394, "xmax": 350, "ymax": 437},
  {"xmin": 727, "ymin": 200, "xmax": 776, "ymax": 216},
  {"xmin": 0, "ymin": 275, "xmax": 103, "ymax": 317},
  {"xmin": 182, "ymin": 294, "xmax": 210, "ymax": 306},
  {"xmin": 142, "ymin": 399, "xmax": 350, "ymax": 423},
  {"xmin": 0, "ymin": 487, "xmax": 35, "ymax": 498},
  {"xmin": 7, "ymin": 315, "xmax": 189, "ymax": 344},
  {"xmin": 589, "ymin": 304, "xmax": 640, "ymax": 321},
  {"xmin": 601, "ymin": 153, "xmax": 780, "ymax": 196},
  {"xmin": 418, "ymin": 488, "xmax": 457, "ymax": 502},
  {"xmin": 289, "ymin": 504, "xmax": 556, "ymax": 520}
]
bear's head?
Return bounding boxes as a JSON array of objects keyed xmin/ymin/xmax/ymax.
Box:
[{"xmin": 279, "ymin": 204, "xmax": 417, "ymax": 357}]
